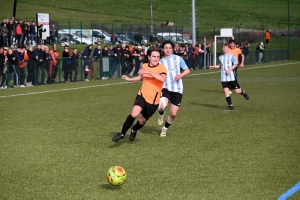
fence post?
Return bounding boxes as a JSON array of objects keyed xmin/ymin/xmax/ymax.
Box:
[{"xmin": 80, "ymin": 21, "xmax": 82, "ymax": 44}]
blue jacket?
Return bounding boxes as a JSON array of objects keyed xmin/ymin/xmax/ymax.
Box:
[
  {"xmin": 13, "ymin": 50, "xmax": 23, "ymax": 61},
  {"xmin": 81, "ymin": 47, "xmax": 92, "ymax": 58}
]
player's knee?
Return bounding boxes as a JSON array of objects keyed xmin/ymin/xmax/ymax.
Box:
[
  {"xmin": 131, "ymin": 113, "xmax": 139, "ymax": 119},
  {"xmin": 169, "ymin": 112, "xmax": 177, "ymax": 119},
  {"xmin": 138, "ymin": 117, "xmax": 147, "ymax": 125}
]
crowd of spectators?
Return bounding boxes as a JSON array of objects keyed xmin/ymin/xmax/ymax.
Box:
[{"xmin": 0, "ymin": 16, "xmax": 254, "ymax": 89}]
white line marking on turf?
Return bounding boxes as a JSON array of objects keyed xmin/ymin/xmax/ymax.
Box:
[
  {"xmin": 0, "ymin": 82, "xmax": 131, "ymax": 99},
  {"xmin": 0, "ymin": 62, "xmax": 299, "ymax": 99},
  {"xmin": 187, "ymin": 62, "xmax": 300, "ymax": 77}
]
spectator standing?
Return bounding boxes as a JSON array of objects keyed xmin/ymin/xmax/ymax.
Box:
[
  {"xmin": 91, "ymin": 44, "xmax": 102, "ymax": 81},
  {"xmin": 102, "ymin": 45, "xmax": 109, "ymax": 56},
  {"xmin": 26, "ymin": 46, "xmax": 36, "ymax": 86},
  {"xmin": 265, "ymin": 29, "xmax": 271, "ymax": 44},
  {"xmin": 1, "ymin": 23, "xmax": 9, "ymax": 47},
  {"xmin": 42, "ymin": 29, "xmax": 47, "ymax": 45},
  {"xmin": 81, "ymin": 44, "xmax": 93, "ymax": 81},
  {"xmin": 109, "ymin": 44, "xmax": 119, "ymax": 77},
  {"xmin": 70, "ymin": 48, "xmax": 79, "ymax": 82},
  {"xmin": 62, "ymin": 45, "xmax": 72, "ymax": 82},
  {"xmin": 15, "ymin": 23, "xmax": 22, "ymax": 46},
  {"xmin": 18, "ymin": 46, "xmax": 28, "ymax": 87},
  {"xmin": 34, "ymin": 44, "xmax": 45, "ymax": 85},
  {"xmin": 7, "ymin": 20, "xmax": 14, "ymax": 47},
  {"xmin": 258, "ymin": 42, "xmax": 264, "ymax": 63},
  {"xmin": 0, "ymin": 47, "xmax": 7, "ymax": 89},
  {"xmin": 29, "ymin": 21, "xmax": 36, "ymax": 46}
]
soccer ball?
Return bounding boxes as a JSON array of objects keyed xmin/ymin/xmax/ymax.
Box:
[{"xmin": 106, "ymin": 166, "xmax": 127, "ymax": 186}]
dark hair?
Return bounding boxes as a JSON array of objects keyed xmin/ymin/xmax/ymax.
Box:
[
  {"xmin": 162, "ymin": 40, "xmax": 175, "ymax": 49},
  {"xmin": 228, "ymin": 39, "xmax": 235, "ymax": 44},
  {"xmin": 147, "ymin": 47, "xmax": 162, "ymax": 58}
]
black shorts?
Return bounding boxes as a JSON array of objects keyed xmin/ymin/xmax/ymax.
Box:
[
  {"xmin": 222, "ymin": 80, "xmax": 240, "ymax": 89},
  {"xmin": 133, "ymin": 95, "xmax": 158, "ymax": 120},
  {"xmin": 161, "ymin": 88, "xmax": 182, "ymax": 107}
]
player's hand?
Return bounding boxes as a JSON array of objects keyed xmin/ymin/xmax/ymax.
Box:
[
  {"xmin": 209, "ymin": 66, "xmax": 214, "ymax": 69},
  {"xmin": 174, "ymin": 74, "xmax": 182, "ymax": 81},
  {"xmin": 240, "ymin": 63, "xmax": 244, "ymax": 68},
  {"xmin": 226, "ymin": 69, "xmax": 231, "ymax": 74},
  {"xmin": 121, "ymin": 75, "xmax": 129, "ymax": 81}
]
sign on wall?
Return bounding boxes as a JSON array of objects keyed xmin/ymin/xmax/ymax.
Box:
[{"xmin": 36, "ymin": 13, "xmax": 50, "ymax": 37}]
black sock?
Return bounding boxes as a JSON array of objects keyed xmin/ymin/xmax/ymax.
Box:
[
  {"xmin": 240, "ymin": 90, "xmax": 245, "ymax": 95},
  {"xmin": 159, "ymin": 110, "xmax": 164, "ymax": 116},
  {"xmin": 133, "ymin": 121, "xmax": 145, "ymax": 132},
  {"xmin": 226, "ymin": 96, "xmax": 232, "ymax": 106},
  {"xmin": 164, "ymin": 121, "xmax": 171, "ymax": 129},
  {"xmin": 121, "ymin": 114, "xmax": 136, "ymax": 135}
]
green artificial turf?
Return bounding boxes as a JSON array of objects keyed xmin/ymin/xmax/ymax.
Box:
[{"xmin": 0, "ymin": 61, "xmax": 299, "ymax": 199}]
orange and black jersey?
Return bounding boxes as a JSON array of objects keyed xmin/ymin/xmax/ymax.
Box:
[
  {"xmin": 228, "ymin": 48, "xmax": 243, "ymax": 64},
  {"xmin": 138, "ymin": 63, "xmax": 167, "ymax": 105}
]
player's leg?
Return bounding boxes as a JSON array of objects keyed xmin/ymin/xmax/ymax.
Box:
[
  {"xmin": 222, "ymin": 82, "xmax": 233, "ymax": 110},
  {"xmin": 130, "ymin": 103, "xmax": 157, "ymax": 141},
  {"xmin": 158, "ymin": 97, "xmax": 168, "ymax": 125},
  {"xmin": 161, "ymin": 92, "xmax": 182, "ymax": 137},
  {"xmin": 233, "ymin": 80, "xmax": 249, "ymax": 100},
  {"xmin": 158, "ymin": 88, "xmax": 171, "ymax": 125},
  {"xmin": 112, "ymin": 95, "xmax": 144, "ymax": 142}
]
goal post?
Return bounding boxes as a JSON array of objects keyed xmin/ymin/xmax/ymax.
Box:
[{"xmin": 213, "ymin": 28, "xmax": 234, "ymax": 65}]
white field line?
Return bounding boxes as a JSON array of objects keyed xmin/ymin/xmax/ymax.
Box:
[{"xmin": 0, "ymin": 62, "xmax": 299, "ymax": 99}]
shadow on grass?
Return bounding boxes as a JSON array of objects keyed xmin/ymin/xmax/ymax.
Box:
[
  {"xmin": 188, "ymin": 102, "xmax": 224, "ymax": 109},
  {"xmin": 100, "ymin": 184, "xmax": 122, "ymax": 190},
  {"xmin": 108, "ymin": 126, "xmax": 161, "ymax": 147},
  {"xmin": 200, "ymin": 89, "xmax": 223, "ymax": 93}
]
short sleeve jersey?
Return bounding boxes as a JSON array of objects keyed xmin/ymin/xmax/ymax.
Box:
[
  {"xmin": 219, "ymin": 53, "xmax": 238, "ymax": 82},
  {"xmin": 159, "ymin": 54, "xmax": 188, "ymax": 94},
  {"xmin": 228, "ymin": 47, "xmax": 242, "ymax": 63},
  {"xmin": 138, "ymin": 63, "xmax": 167, "ymax": 105}
]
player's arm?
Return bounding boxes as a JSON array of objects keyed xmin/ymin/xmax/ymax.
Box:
[
  {"xmin": 239, "ymin": 53, "xmax": 245, "ymax": 67},
  {"xmin": 225, "ymin": 56, "xmax": 238, "ymax": 74},
  {"xmin": 174, "ymin": 57, "xmax": 191, "ymax": 81},
  {"xmin": 138, "ymin": 69, "xmax": 166, "ymax": 82},
  {"xmin": 209, "ymin": 65, "xmax": 220, "ymax": 69},
  {"xmin": 122, "ymin": 75, "xmax": 142, "ymax": 82},
  {"xmin": 174, "ymin": 68, "xmax": 190, "ymax": 81}
]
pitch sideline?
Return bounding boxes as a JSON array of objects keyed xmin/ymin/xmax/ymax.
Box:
[{"xmin": 0, "ymin": 61, "xmax": 299, "ymax": 99}]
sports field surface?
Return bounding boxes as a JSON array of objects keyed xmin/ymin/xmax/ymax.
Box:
[{"xmin": 1, "ymin": 61, "xmax": 299, "ymax": 199}]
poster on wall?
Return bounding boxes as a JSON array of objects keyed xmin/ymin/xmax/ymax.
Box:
[{"xmin": 36, "ymin": 13, "xmax": 50, "ymax": 37}]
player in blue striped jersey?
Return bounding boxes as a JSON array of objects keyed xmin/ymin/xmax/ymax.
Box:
[
  {"xmin": 158, "ymin": 40, "xmax": 190, "ymax": 137},
  {"xmin": 209, "ymin": 43, "xmax": 249, "ymax": 110}
]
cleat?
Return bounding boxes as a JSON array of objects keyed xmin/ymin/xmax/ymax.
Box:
[
  {"xmin": 158, "ymin": 114, "xmax": 164, "ymax": 125},
  {"xmin": 243, "ymin": 93, "xmax": 249, "ymax": 100},
  {"xmin": 112, "ymin": 133, "xmax": 124, "ymax": 142},
  {"xmin": 160, "ymin": 127, "xmax": 167, "ymax": 137},
  {"xmin": 227, "ymin": 105, "xmax": 234, "ymax": 111},
  {"xmin": 129, "ymin": 127, "xmax": 137, "ymax": 141}
]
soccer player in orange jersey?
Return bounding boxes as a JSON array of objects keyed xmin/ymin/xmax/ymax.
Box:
[
  {"xmin": 228, "ymin": 39, "xmax": 244, "ymax": 94},
  {"xmin": 112, "ymin": 47, "xmax": 167, "ymax": 142}
]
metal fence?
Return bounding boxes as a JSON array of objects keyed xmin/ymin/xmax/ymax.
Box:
[{"xmin": 3, "ymin": 48, "xmax": 288, "ymax": 88}]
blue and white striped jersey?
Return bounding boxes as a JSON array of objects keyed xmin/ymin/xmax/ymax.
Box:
[
  {"xmin": 219, "ymin": 53, "xmax": 238, "ymax": 82},
  {"xmin": 160, "ymin": 54, "xmax": 188, "ymax": 94}
]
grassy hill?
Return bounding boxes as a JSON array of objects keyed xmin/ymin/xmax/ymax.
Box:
[
  {"xmin": 1, "ymin": 0, "xmax": 299, "ymax": 59},
  {"xmin": 1, "ymin": 0, "xmax": 299, "ymax": 30}
]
